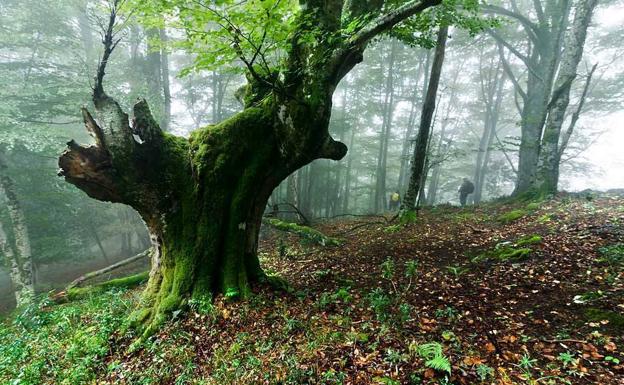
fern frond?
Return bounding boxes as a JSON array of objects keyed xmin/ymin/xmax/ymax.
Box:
[{"xmin": 426, "ymin": 355, "xmax": 451, "ymax": 373}]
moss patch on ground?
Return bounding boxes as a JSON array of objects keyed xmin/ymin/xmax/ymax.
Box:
[{"xmin": 496, "ymin": 209, "xmax": 528, "ymax": 223}]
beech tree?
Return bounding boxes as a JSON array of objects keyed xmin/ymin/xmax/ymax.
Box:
[
  {"xmin": 535, "ymin": 0, "xmax": 599, "ymax": 194},
  {"xmin": 0, "ymin": 158, "xmax": 34, "ymax": 307},
  {"xmin": 57, "ymin": 0, "xmax": 489, "ymax": 335},
  {"xmin": 402, "ymin": 25, "xmax": 449, "ymax": 211},
  {"xmin": 485, "ymin": 0, "xmax": 601, "ymax": 196}
]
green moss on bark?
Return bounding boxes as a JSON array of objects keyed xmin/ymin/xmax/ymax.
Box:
[{"xmin": 131, "ymin": 104, "xmax": 286, "ymax": 339}]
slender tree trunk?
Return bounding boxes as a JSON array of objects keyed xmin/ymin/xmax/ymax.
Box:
[
  {"xmin": 159, "ymin": 28, "xmax": 172, "ymax": 131},
  {"xmin": 398, "ymin": 51, "xmax": 429, "ymax": 193},
  {"xmin": 342, "ymin": 127, "xmax": 356, "ymax": 213},
  {"xmin": 426, "ymin": 62, "xmax": 461, "ymax": 205},
  {"xmin": 474, "ymin": 56, "xmax": 506, "ymax": 203},
  {"xmin": 0, "ymin": 165, "xmax": 34, "ymax": 307},
  {"xmin": 535, "ymin": 0, "xmax": 598, "ymax": 194},
  {"xmin": 87, "ymin": 220, "xmax": 110, "ymax": 263},
  {"xmin": 374, "ymin": 41, "xmax": 399, "ymax": 213},
  {"xmin": 146, "ymin": 28, "xmax": 165, "ymax": 122},
  {"xmin": 426, "ymin": 125, "xmax": 446, "ymax": 205},
  {"xmin": 402, "ymin": 26, "xmax": 448, "ymax": 211}
]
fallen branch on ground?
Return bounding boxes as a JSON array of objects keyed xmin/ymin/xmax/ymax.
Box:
[
  {"xmin": 262, "ymin": 218, "xmax": 342, "ymax": 246},
  {"xmin": 65, "ymin": 249, "xmax": 151, "ymax": 291}
]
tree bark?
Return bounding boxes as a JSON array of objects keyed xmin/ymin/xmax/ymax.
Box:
[
  {"xmin": 87, "ymin": 220, "xmax": 110, "ymax": 264},
  {"xmin": 474, "ymin": 51, "xmax": 506, "ymax": 203},
  {"xmin": 491, "ymin": 0, "xmax": 571, "ymax": 196},
  {"xmin": 399, "ymin": 51, "xmax": 429, "ymax": 194},
  {"xmin": 534, "ymin": 0, "xmax": 598, "ymax": 194},
  {"xmin": 402, "ymin": 26, "xmax": 448, "ymax": 211},
  {"xmin": 374, "ymin": 40, "xmax": 399, "ymax": 213},
  {"xmin": 0, "ymin": 163, "xmax": 34, "ymax": 307},
  {"xmin": 159, "ymin": 28, "xmax": 172, "ymax": 131}
]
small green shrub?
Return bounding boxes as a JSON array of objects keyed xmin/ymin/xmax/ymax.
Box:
[
  {"xmin": 404, "ymin": 260, "xmax": 418, "ymax": 278},
  {"xmin": 557, "ymin": 351, "xmax": 577, "ymax": 367},
  {"xmin": 381, "ymin": 258, "xmax": 396, "ymax": 280},
  {"xmin": 188, "ymin": 295, "xmax": 216, "ymax": 317},
  {"xmin": 368, "ymin": 288, "xmax": 391, "ymax": 321},
  {"xmin": 435, "ymin": 306, "xmax": 458, "ymax": 320}
]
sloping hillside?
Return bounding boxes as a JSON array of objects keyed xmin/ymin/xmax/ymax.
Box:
[{"xmin": 1, "ymin": 196, "xmax": 623, "ymax": 384}]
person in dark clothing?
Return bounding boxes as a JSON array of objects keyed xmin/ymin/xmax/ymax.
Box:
[
  {"xmin": 458, "ymin": 178, "xmax": 474, "ymax": 207},
  {"xmin": 389, "ymin": 191, "xmax": 401, "ymax": 211}
]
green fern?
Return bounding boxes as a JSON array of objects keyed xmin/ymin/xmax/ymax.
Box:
[
  {"xmin": 415, "ymin": 342, "xmax": 443, "ymax": 359},
  {"xmin": 425, "ymin": 355, "xmax": 451, "ymax": 373},
  {"xmin": 415, "ymin": 342, "xmax": 451, "ymax": 373}
]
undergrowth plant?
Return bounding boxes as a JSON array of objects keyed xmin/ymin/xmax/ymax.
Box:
[
  {"xmin": 369, "ymin": 258, "xmax": 420, "ymax": 323},
  {"xmin": 0, "ymin": 289, "xmax": 135, "ymax": 385},
  {"xmin": 410, "ymin": 341, "xmax": 451, "ymax": 374}
]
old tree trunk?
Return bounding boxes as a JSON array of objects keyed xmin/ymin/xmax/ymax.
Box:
[{"xmin": 57, "ymin": 0, "xmax": 441, "ymax": 336}]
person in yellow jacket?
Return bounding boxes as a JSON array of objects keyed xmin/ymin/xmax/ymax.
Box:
[{"xmin": 389, "ymin": 190, "xmax": 401, "ymax": 211}]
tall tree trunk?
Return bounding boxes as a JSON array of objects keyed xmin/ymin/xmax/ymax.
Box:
[
  {"xmin": 0, "ymin": 164, "xmax": 34, "ymax": 307},
  {"xmin": 491, "ymin": 0, "xmax": 571, "ymax": 195},
  {"xmin": 159, "ymin": 28, "xmax": 172, "ymax": 131},
  {"xmin": 398, "ymin": 51, "xmax": 429, "ymax": 193},
  {"xmin": 87, "ymin": 220, "xmax": 110, "ymax": 263},
  {"xmin": 402, "ymin": 26, "xmax": 448, "ymax": 211},
  {"xmin": 146, "ymin": 28, "xmax": 164, "ymax": 123},
  {"xmin": 426, "ymin": 62, "xmax": 461, "ymax": 205},
  {"xmin": 374, "ymin": 41, "xmax": 398, "ymax": 213},
  {"xmin": 342, "ymin": 127, "xmax": 356, "ymax": 213},
  {"xmin": 474, "ymin": 54, "xmax": 506, "ymax": 203},
  {"xmin": 535, "ymin": 0, "xmax": 598, "ymax": 194},
  {"xmin": 426, "ymin": 124, "xmax": 446, "ymax": 205}
]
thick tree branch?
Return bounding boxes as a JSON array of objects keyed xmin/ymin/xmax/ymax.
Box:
[
  {"xmin": 349, "ymin": 0, "xmax": 442, "ymax": 48},
  {"xmin": 532, "ymin": 0, "xmax": 546, "ymax": 25},
  {"xmin": 559, "ymin": 63, "xmax": 597, "ymax": 158},
  {"xmin": 319, "ymin": 136, "xmax": 348, "ymax": 161},
  {"xmin": 328, "ymin": 0, "xmax": 441, "ymax": 84},
  {"xmin": 481, "ymin": 4, "xmax": 540, "ymax": 44},
  {"xmin": 496, "ymin": 41, "xmax": 527, "ymax": 102},
  {"xmin": 487, "ymin": 29, "xmax": 531, "ymax": 68}
]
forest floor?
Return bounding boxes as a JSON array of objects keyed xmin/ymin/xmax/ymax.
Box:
[{"xmin": 1, "ymin": 195, "xmax": 623, "ymax": 384}]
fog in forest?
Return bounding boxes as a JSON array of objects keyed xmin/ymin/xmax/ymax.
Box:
[
  {"xmin": 0, "ymin": 1, "xmax": 624, "ymax": 382},
  {"xmin": 1, "ymin": 0, "xmax": 623, "ymax": 314}
]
